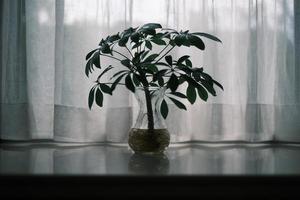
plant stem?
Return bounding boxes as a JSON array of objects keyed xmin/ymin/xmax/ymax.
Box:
[
  {"xmin": 144, "ymin": 86, "xmax": 154, "ymax": 131},
  {"xmin": 101, "ymin": 82, "xmax": 126, "ymax": 85},
  {"xmin": 155, "ymin": 46, "xmax": 175, "ymax": 63},
  {"xmin": 139, "ymin": 73, "xmax": 154, "ymax": 131},
  {"xmin": 125, "ymin": 46, "xmax": 133, "ymax": 58},
  {"xmin": 112, "ymin": 50, "xmax": 130, "ymax": 60},
  {"xmin": 100, "ymin": 54, "xmax": 122, "ymax": 62},
  {"xmin": 157, "ymin": 43, "xmax": 170, "ymax": 57}
]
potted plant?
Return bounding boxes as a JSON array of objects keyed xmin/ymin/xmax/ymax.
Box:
[{"xmin": 85, "ymin": 23, "xmax": 223, "ymax": 153}]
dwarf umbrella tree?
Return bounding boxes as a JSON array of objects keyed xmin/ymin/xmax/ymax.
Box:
[{"xmin": 85, "ymin": 23, "xmax": 223, "ymax": 131}]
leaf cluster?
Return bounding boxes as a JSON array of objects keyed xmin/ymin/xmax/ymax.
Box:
[{"xmin": 85, "ymin": 23, "xmax": 223, "ymax": 119}]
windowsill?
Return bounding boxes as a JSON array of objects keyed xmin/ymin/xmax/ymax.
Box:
[{"xmin": 1, "ymin": 141, "xmax": 300, "ymax": 198}]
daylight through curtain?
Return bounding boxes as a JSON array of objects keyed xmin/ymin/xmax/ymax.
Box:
[{"xmin": 1, "ymin": 0, "xmax": 299, "ymax": 142}]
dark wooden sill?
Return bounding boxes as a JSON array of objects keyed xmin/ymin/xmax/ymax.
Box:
[{"xmin": 1, "ymin": 175, "xmax": 300, "ymax": 199}]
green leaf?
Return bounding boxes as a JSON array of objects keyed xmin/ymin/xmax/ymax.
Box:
[
  {"xmin": 85, "ymin": 59, "xmax": 93, "ymax": 77},
  {"xmin": 101, "ymin": 43, "xmax": 112, "ymax": 54},
  {"xmin": 125, "ymin": 74, "xmax": 135, "ymax": 93},
  {"xmin": 110, "ymin": 70, "xmax": 129, "ymax": 79},
  {"xmin": 168, "ymin": 97, "xmax": 187, "ymax": 110},
  {"xmin": 156, "ymin": 62, "xmax": 170, "ymax": 67},
  {"xmin": 149, "ymin": 83, "xmax": 159, "ymax": 87},
  {"xmin": 111, "ymin": 73, "xmax": 126, "ymax": 91},
  {"xmin": 145, "ymin": 41, "xmax": 152, "ymax": 50},
  {"xmin": 191, "ymin": 68, "xmax": 203, "ymax": 81},
  {"xmin": 148, "ymin": 65, "xmax": 158, "ymax": 73},
  {"xmin": 181, "ymin": 74, "xmax": 199, "ymax": 87},
  {"xmin": 192, "ymin": 67, "xmax": 203, "ymax": 73},
  {"xmin": 177, "ymin": 55, "xmax": 190, "ymax": 65},
  {"xmin": 86, "ymin": 49, "xmax": 98, "ymax": 60},
  {"xmin": 132, "ymin": 41, "xmax": 142, "ymax": 49},
  {"xmin": 153, "ymin": 69, "xmax": 168, "ymax": 82},
  {"xmin": 160, "ymin": 99, "xmax": 168, "ymax": 119},
  {"xmin": 143, "ymin": 54, "xmax": 159, "ymax": 63},
  {"xmin": 132, "ymin": 74, "xmax": 141, "ymax": 86},
  {"xmin": 178, "ymin": 77, "xmax": 185, "ymax": 85},
  {"xmin": 174, "ymin": 34, "xmax": 186, "ymax": 46},
  {"xmin": 169, "ymin": 40, "xmax": 176, "ymax": 46},
  {"xmin": 167, "ymin": 73, "xmax": 179, "ymax": 92},
  {"xmin": 189, "ymin": 35, "xmax": 205, "ymax": 50},
  {"xmin": 99, "ymin": 39, "xmax": 105, "ymax": 46},
  {"xmin": 169, "ymin": 92, "xmax": 187, "ymax": 98},
  {"xmin": 141, "ymin": 23, "xmax": 162, "ymax": 29},
  {"xmin": 141, "ymin": 50, "xmax": 150, "ymax": 59},
  {"xmin": 177, "ymin": 65, "xmax": 193, "ymax": 74},
  {"xmin": 197, "ymin": 84, "xmax": 208, "ymax": 101},
  {"xmin": 201, "ymin": 80, "xmax": 216, "ymax": 96},
  {"xmin": 92, "ymin": 51, "xmax": 101, "ymax": 68},
  {"xmin": 88, "ymin": 86, "xmax": 96, "ymax": 109},
  {"xmin": 97, "ymin": 65, "xmax": 113, "ymax": 81},
  {"xmin": 165, "ymin": 55, "xmax": 172, "ymax": 66},
  {"xmin": 186, "ymin": 84, "xmax": 197, "ymax": 104},
  {"xmin": 121, "ymin": 59, "xmax": 131, "ymax": 68},
  {"xmin": 132, "ymin": 57, "xmax": 140, "ymax": 65},
  {"xmin": 151, "ymin": 38, "xmax": 166, "ymax": 45},
  {"xmin": 118, "ymin": 36, "xmax": 129, "ymax": 46},
  {"xmin": 212, "ymin": 79, "xmax": 224, "ymax": 90},
  {"xmin": 95, "ymin": 88, "xmax": 103, "ymax": 107},
  {"xmin": 100, "ymin": 83, "xmax": 112, "ymax": 95},
  {"xmin": 130, "ymin": 32, "xmax": 140, "ymax": 43},
  {"xmin": 193, "ymin": 71, "xmax": 201, "ymax": 81},
  {"xmin": 201, "ymin": 72, "xmax": 213, "ymax": 81},
  {"xmin": 140, "ymin": 28, "xmax": 156, "ymax": 35},
  {"xmin": 134, "ymin": 50, "xmax": 144, "ymax": 58},
  {"xmin": 181, "ymin": 34, "xmax": 191, "ymax": 46},
  {"xmin": 107, "ymin": 33, "xmax": 120, "ymax": 42},
  {"xmin": 158, "ymin": 77, "xmax": 164, "ymax": 86},
  {"xmin": 185, "ymin": 59, "xmax": 192, "ymax": 68},
  {"xmin": 161, "ymin": 28, "xmax": 179, "ymax": 34},
  {"xmin": 192, "ymin": 32, "xmax": 222, "ymax": 43},
  {"xmin": 123, "ymin": 27, "xmax": 136, "ymax": 37}
]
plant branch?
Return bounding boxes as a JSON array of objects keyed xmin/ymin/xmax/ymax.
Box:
[
  {"xmin": 125, "ymin": 46, "xmax": 133, "ymax": 58},
  {"xmin": 155, "ymin": 46, "xmax": 175, "ymax": 63},
  {"xmin": 101, "ymin": 82, "xmax": 126, "ymax": 85},
  {"xmin": 157, "ymin": 43, "xmax": 170, "ymax": 57},
  {"xmin": 143, "ymin": 40, "xmax": 146, "ymax": 52},
  {"xmin": 100, "ymin": 54, "xmax": 122, "ymax": 62},
  {"xmin": 112, "ymin": 50, "xmax": 130, "ymax": 60}
]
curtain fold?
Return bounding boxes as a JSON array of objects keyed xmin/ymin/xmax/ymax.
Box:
[{"xmin": 1, "ymin": 0, "xmax": 299, "ymax": 142}]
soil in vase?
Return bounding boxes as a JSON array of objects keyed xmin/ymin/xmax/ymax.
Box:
[{"xmin": 128, "ymin": 128, "xmax": 170, "ymax": 153}]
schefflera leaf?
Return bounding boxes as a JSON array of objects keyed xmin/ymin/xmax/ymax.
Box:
[
  {"xmin": 160, "ymin": 99, "xmax": 169, "ymax": 119},
  {"xmin": 100, "ymin": 83, "xmax": 112, "ymax": 95},
  {"xmin": 85, "ymin": 50, "xmax": 101, "ymax": 77},
  {"xmin": 167, "ymin": 74, "xmax": 179, "ymax": 92},
  {"xmin": 186, "ymin": 84, "xmax": 197, "ymax": 104},
  {"xmin": 88, "ymin": 86, "xmax": 96, "ymax": 109},
  {"xmin": 192, "ymin": 32, "xmax": 222, "ymax": 43},
  {"xmin": 95, "ymin": 88, "xmax": 104, "ymax": 107},
  {"xmin": 125, "ymin": 74, "xmax": 135, "ymax": 93},
  {"xmin": 168, "ymin": 96, "xmax": 187, "ymax": 110},
  {"xmin": 85, "ymin": 23, "xmax": 224, "ymax": 113}
]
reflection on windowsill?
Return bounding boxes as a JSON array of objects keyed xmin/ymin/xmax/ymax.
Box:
[
  {"xmin": 128, "ymin": 153, "xmax": 169, "ymax": 175},
  {"xmin": 0, "ymin": 143, "xmax": 300, "ymax": 175}
]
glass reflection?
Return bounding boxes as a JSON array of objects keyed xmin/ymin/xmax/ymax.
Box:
[
  {"xmin": 1, "ymin": 144, "xmax": 300, "ymax": 175},
  {"xmin": 128, "ymin": 153, "xmax": 169, "ymax": 175}
]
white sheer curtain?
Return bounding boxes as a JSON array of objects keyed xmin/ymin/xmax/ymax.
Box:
[{"xmin": 1, "ymin": 0, "xmax": 299, "ymax": 142}]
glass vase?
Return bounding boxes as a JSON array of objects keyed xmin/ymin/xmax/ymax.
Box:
[{"xmin": 128, "ymin": 87, "xmax": 170, "ymax": 153}]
